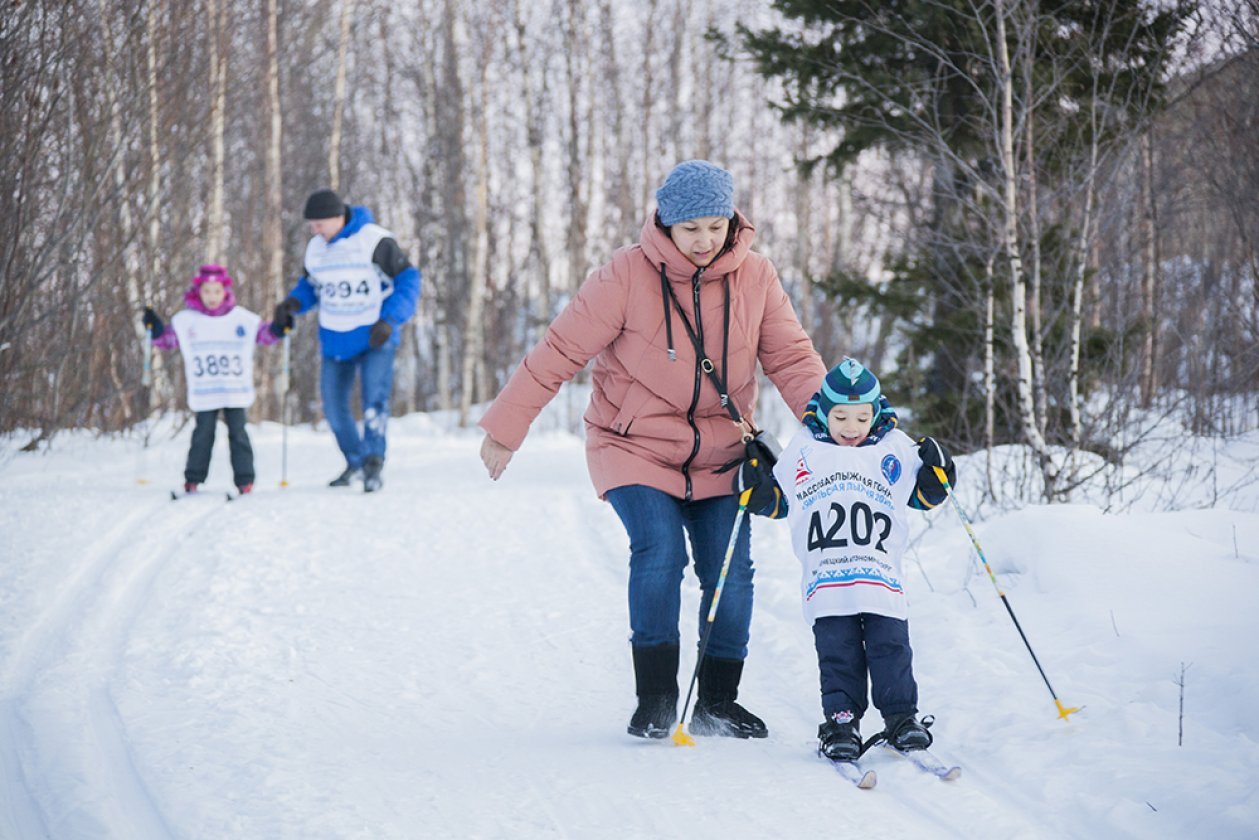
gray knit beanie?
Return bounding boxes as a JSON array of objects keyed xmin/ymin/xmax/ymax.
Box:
[{"xmin": 655, "ymin": 160, "xmax": 735, "ymax": 227}]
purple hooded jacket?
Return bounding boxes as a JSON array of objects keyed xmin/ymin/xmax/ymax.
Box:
[{"xmin": 152, "ymin": 279, "xmax": 279, "ymax": 350}]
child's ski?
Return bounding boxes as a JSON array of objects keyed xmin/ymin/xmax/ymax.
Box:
[
  {"xmin": 887, "ymin": 747, "xmax": 961, "ymax": 781},
  {"xmin": 823, "ymin": 755, "xmax": 877, "ymax": 789},
  {"xmin": 170, "ymin": 489, "xmax": 234, "ymax": 502}
]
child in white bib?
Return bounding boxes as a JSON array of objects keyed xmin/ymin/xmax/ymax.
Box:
[
  {"xmin": 142, "ymin": 265, "xmax": 278, "ymax": 495},
  {"xmin": 769, "ymin": 358, "xmax": 957, "ymax": 761}
]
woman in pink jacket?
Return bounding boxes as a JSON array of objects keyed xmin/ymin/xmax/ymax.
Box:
[{"xmin": 479, "ymin": 161, "xmax": 826, "ymax": 740}]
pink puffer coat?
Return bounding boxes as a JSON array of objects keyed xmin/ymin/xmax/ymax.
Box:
[{"xmin": 479, "ymin": 212, "xmax": 826, "ymax": 500}]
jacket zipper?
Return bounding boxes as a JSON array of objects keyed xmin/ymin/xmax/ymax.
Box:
[{"xmin": 680, "ymin": 267, "xmax": 706, "ymax": 500}]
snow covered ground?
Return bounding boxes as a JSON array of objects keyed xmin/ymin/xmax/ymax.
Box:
[{"xmin": 2, "ymin": 401, "xmax": 1257, "ymax": 839}]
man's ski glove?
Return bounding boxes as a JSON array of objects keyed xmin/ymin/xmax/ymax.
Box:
[
  {"xmin": 368, "ymin": 319, "xmax": 393, "ymax": 349},
  {"xmin": 141, "ymin": 307, "xmax": 164, "ymax": 339},
  {"xmin": 914, "ymin": 436, "xmax": 956, "ymax": 507},
  {"xmin": 270, "ymin": 297, "xmax": 300, "ymax": 337}
]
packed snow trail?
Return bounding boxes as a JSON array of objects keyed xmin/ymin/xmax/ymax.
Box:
[
  {"xmin": 1, "ymin": 489, "xmax": 228, "ymax": 837},
  {"xmin": 1, "ymin": 415, "xmax": 1257, "ymax": 838}
]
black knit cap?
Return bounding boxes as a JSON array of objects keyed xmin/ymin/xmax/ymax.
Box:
[{"xmin": 304, "ymin": 188, "xmax": 346, "ymax": 220}]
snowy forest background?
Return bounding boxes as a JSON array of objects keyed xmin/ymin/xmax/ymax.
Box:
[{"xmin": 2, "ymin": 0, "xmax": 1257, "ymax": 507}]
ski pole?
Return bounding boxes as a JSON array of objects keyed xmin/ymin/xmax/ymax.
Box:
[
  {"xmin": 137, "ymin": 334, "xmax": 153, "ymax": 485},
  {"xmin": 934, "ymin": 466, "xmax": 1080, "ymax": 721},
  {"xmin": 142, "ymin": 333, "xmax": 152, "ymax": 388},
  {"xmin": 673, "ymin": 487, "xmax": 753, "ymax": 746},
  {"xmin": 280, "ymin": 332, "xmax": 291, "ymax": 488}
]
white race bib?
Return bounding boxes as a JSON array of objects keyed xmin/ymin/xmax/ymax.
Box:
[
  {"xmin": 304, "ymin": 223, "xmax": 392, "ymax": 332},
  {"xmin": 170, "ymin": 307, "xmax": 261, "ymax": 411},
  {"xmin": 773, "ymin": 427, "xmax": 923, "ymax": 623}
]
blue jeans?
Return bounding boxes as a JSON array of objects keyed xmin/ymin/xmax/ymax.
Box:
[
  {"xmin": 606, "ymin": 485, "xmax": 754, "ymax": 661},
  {"xmin": 813, "ymin": 613, "xmax": 918, "ymax": 722},
  {"xmin": 319, "ymin": 345, "xmax": 396, "ymax": 468}
]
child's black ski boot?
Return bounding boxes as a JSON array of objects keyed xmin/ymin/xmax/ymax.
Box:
[
  {"xmin": 818, "ymin": 713, "xmax": 862, "ymax": 761},
  {"xmin": 883, "ymin": 713, "xmax": 934, "ymax": 751}
]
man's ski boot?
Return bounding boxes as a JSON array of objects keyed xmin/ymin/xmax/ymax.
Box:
[
  {"xmin": 329, "ymin": 465, "xmax": 361, "ymax": 487},
  {"xmin": 363, "ymin": 456, "xmax": 384, "ymax": 493},
  {"xmin": 183, "ymin": 481, "xmax": 199, "ymax": 494},
  {"xmin": 818, "ymin": 712, "xmax": 862, "ymax": 761},
  {"xmin": 883, "ymin": 713, "xmax": 934, "ymax": 751}
]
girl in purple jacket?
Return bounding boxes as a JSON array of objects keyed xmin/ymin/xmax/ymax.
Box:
[{"xmin": 142, "ymin": 264, "xmax": 278, "ymax": 495}]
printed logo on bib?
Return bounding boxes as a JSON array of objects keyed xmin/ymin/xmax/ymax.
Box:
[
  {"xmin": 795, "ymin": 451, "xmax": 814, "ymax": 486},
  {"xmin": 881, "ymin": 454, "xmax": 902, "ymax": 485}
]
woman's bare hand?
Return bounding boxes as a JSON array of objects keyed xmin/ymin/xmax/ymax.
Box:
[{"xmin": 480, "ymin": 434, "xmax": 514, "ymax": 480}]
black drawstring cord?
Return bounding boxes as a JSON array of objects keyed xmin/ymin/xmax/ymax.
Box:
[
  {"xmin": 721, "ymin": 279, "xmax": 730, "ymax": 406},
  {"xmin": 660, "ymin": 263, "xmax": 676, "ymax": 361}
]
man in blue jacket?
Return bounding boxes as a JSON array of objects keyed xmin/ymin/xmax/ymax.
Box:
[{"xmin": 272, "ymin": 189, "xmax": 420, "ymax": 493}]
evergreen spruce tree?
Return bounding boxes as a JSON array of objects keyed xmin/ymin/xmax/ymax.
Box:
[{"xmin": 738, "ymin": 0, "xmax": 1194, "ymax": 448}]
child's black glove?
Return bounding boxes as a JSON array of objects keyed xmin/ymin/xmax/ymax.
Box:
[
  {"xmin": 141, "ymin": 307, "xmax": 164, "ymax": 339},
  {"xmin": 270, "ymin": 297, "xmax": 300, "ymax": 337},
  {"xmin": 915, "ymin": 436, "xmax": 956, "ymax": 504},
  {"xmin": 734, "ymin": 449, "xmax": 787, "ymax": 518},
  {"xmin": 368, "ymin": 319, "xmax": 393, "ymax": 348}
]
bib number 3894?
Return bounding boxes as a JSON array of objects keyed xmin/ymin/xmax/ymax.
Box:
[{"xmin": 807, "ymin": 501, "xmax": 892, "ymax": 553}]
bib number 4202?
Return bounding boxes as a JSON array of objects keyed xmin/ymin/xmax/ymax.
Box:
[{"xmin": 807, "ymin": 501, "xmax": 892, "ymax": 553}]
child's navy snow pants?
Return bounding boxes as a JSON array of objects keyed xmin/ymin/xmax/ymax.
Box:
[
  {"xmin": 812, "ymin": 613, "xmax": 918, "ymax": 725},
  {"xmin": 185, "ymin": 407, "xmax": 254, "ymax": 488}
]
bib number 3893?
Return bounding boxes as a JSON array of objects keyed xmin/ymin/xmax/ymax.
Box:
[
  {"xmin": 807, "ymin": 501, "xmax": 892, "ymax": 553},
  {"xmin": 192, "ymin": 354, "xmax": 244, "ymax": 378}
]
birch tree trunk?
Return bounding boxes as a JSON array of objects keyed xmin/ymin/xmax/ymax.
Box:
[
  {"xmin": 459, "ymin": 38, "xmax": 492, "ymax": 428},
  {"xmin": 264, "ymin": 0, "xmax": 283, "ymax": 304},
  {"xmin": 97, "ymin": 0, "xmax": 142, "ymax": 424},
  {"xmin": 639, "ymin": 0, "xmax": 659, "ymax": 215},
  {"xmin": 995, "ymin": 0, "xmax": 1055, "ymax": 495},
  {"xmin": 434, "ymin": 0, "xmax": 465, "ymax": 413},
  {"xmin": 1068, "ymin": 118, "xmax": 1101, "ymax": 452},
  {"xmin": 261, "ymin": 0, "xmax": 284, "ymax": 420},
  {"xmin": 563, "ymin": 0, "xmax": 590, "ymax": 289},
  {"xmin": 514, "ymin": 0, "xmax": 552, "ymax": 333},
  {"xmin": 144, "ymin": 0, "xmax": 166, "ymax": 418},
  {"xmin": 599, "ymin": 0, "xmax": 636, "ymax": 240},
  {"xmin": 794, "ymin": 125, "xmax": 814, "ymax": 332},
  {"xmin": 329, "ymin": 0, "xmax": 353, "ymax": 191},
  {"xmin": 1024, "ymin": 76, "xmax": 1048, "ymax": 437},
  {"xmin": 206, "ymin": 0, "xmax": 227, "ymax": 264},
  {"xmin": 1139, "ymin": 128, "xmax": 1160, "ymax": 408},
  {"xmin": 984, "ymin": 251, "xmax": 997, "ymax": 499}
]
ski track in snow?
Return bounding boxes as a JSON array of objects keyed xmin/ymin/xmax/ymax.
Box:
[
  {"xmin": 1, "ymin": 492, "xmax": 228, "ymax": 838},
  {"xmin": 1, "ymin": 418, "xmax": 1258, "ymax": 839}
]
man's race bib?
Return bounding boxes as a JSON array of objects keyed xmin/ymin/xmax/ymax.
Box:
[
  {"xmin": 170, "ymin": 308, "xmax": 261, "ymax": 411},
  {"xmin": 304, "ymin": 223, "xmax": 392, "ymax": 332}
]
